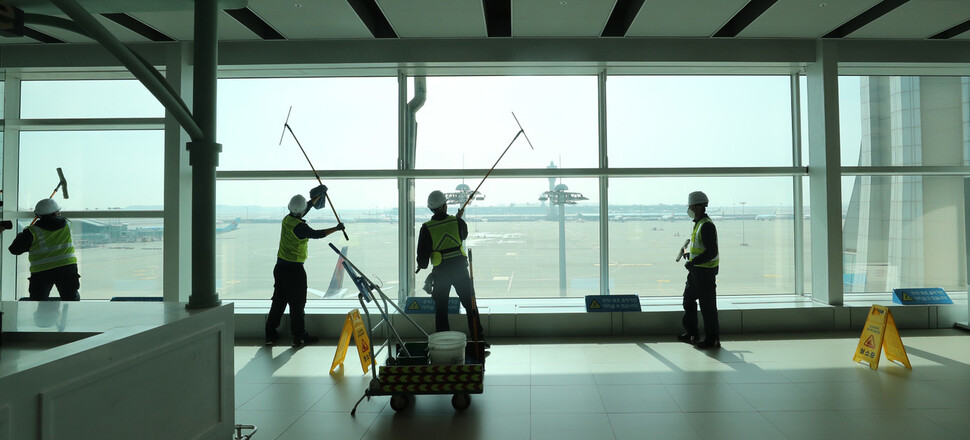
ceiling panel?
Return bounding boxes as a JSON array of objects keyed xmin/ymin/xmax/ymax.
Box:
[
  {"xmin": 739, "ymin": 0, "xmax": 881, "ymax": 38},
  {"xmin": 30, "ymin": 14, "xmax": 150, "ymax": 43},
  {"xmin": 513, "ymin": 0, "xmax": 614, "ymax": 37},
  {"xmin": 379, "ymin": 0, "xmax": 485, "ymax": 38},
  {"xmin": 850, "ymin": 0, "xmax": 970, "ymax": 39},
  {"xmin": 134, "ymin": 10, "xmax": 261, "ymax": 42},
  {"xmin": 6, "ymin": 0, "xmax": 246, "ymax": 14},
  {"xmin": 627, "ymin": 0, "xmax": 748, "ymax": 37},
  {"xmin": 248, "ymin": 0, "xmax": 372, "ymax": 40}
]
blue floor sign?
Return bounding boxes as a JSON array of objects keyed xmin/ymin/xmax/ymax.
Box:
[
  {"xmin": 404, "ymin": 297, "xmax": 461, "ymax": 314},
  {"xmin": 585, "ymin": 295, "xmax": 642, "ymax": 312},
  {"xmin": 892, "ymin": 287, "xmax": 952, "ymax": 305}
]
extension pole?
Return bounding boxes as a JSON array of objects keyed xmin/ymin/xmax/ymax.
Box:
[
  {"xmin": 279, "ymin": 109, "xmax": 349, "ymax": 240},
  {"xmin": 457, "ymin": 112, "xmax": 535, "ymax": 217}
]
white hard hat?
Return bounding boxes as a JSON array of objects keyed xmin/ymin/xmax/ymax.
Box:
[
  {"xmin": 34, "ymin": 198, "xmax": 61, "ymax": 216},
  {"xmin": 688, "ymin": 191, "xmax": 709, "ymax": 206},
  {"xmin": 427, "ymin": 190, "xmax": 447, "ymax": 209},
  {"xmin": 288, "ymin": 194, "xmax": 307, "ymax": 214}
]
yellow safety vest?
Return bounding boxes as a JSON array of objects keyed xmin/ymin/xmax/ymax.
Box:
[
  {"xmin": 28, "ymin": 222, "xmax": 77, "ymax": 273},
  {"xmin": 277, "ymin": 215, "xmax": 308, "ymax": 263},
  {"xmin": 424, "ymin": 215, "xmax": 465, "ymax": 266},
  {"xmin": 689, "ymin": 217, "xmax": 719, "ymax": 268}
]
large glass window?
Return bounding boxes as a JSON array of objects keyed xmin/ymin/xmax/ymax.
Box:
[
  {"xmin": 216, "ymin": 77, "xmax": 398, "ymax": 170},
  {"xmin": 21, "ymin": 80, "xmax": 164, "ymax": 119},
  {"xmin": 840, "ymin": 76, "xmax": 969, "ymax": 167},
  {"xmin": 413, "ymin": 76, "xmax": 598, "ymax": 169},
  {"xmin": 19, "ymin": 131, "xmax": 164, "ymax": 210},
  {"xmin": 15, "ymin": 218, "xmax": 164, "ymax": 300},
  {"xmin": 215, "ymin": 179, "xmax": 398, "ymax": 300},
  {"xmin": 842, "ymin": 174, "xmax": 966, "ymax": 292},
  {"xmin": 608, "ymin": 75, "xmax": 794, "ymax": 168},
  {"xmin": 609, "ymin": 177, "xmax": 796, "ymax": 296},
  {"xmin": 415, "ymin": 178, "xmax": 600, "ymax": 298},
  {"xmin": 841, "ymin": 75, "xmax": 970, "ymax": 293}
]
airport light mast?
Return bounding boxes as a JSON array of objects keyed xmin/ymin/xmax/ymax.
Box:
[
  {"xmin": 539, "ymin": 183, "xmax": 588, "ymax": 297},
  {"xmin": 739, "ymin": 201, "xmax": 748, "ymax": 246},
  {"xmin": 445, "ymin": 183, "xmax": 484, "ymax": 216}
]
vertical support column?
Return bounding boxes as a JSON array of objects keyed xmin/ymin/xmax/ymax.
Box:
[
  {"xmin": 791, "ymin": 73, "xmax": 806, "ymax": 296},
  {"xmin": 1, "ymin": 72, "xmax": 22, "ymax": 301},
  {"xmin": 164, "ymin": 44, "xmax": 194, "ymax": 302},
  {"xmin": 806, "ymin": 41, "xmax": 844, "ymax": 305},
  {"xmin": 398, "ymin": 71, "xmax": 413, "ymax": 303},
  {"xmin": 186, "ymin": 0, "xmax": 222, "ymax": 309},
  {"xmin": 960, "ymin": 177, "xmax": 970, "ymax": 330},
  {"xmin": 598, "ymin": 70, "xmax": 611, "ymax": 296}
]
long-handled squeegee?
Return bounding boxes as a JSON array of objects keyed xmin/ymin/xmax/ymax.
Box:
[
  {"xmin": 30, "ymin": 167, "xmax": 69, "ymax": 226},
  {"xmin": 456, "ymin": 112, "xmax": 535, "ymax": 218},
  {"xmin": 279, "ymin": 107, "xmax": 349, "ymax": 240}
]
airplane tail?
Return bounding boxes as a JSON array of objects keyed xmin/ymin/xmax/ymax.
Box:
[{"xmin": 324, "ymin": 246, "xmax": 349, "ymax": 297}]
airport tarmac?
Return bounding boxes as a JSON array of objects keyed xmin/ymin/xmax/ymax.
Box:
[{"xmin": 14, "ymin": 218, "xmax": 817, "ymax": 301}]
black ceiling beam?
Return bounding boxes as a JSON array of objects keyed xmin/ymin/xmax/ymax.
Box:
[
  {"xmin": 823, "ymin": 0, "xmax": 910, "ymax": 39},
  {"xmin": 23, "ymin": 26, "xmax": 64, "ymax": 43},
  {"xmin": 928, "ymin": 18, "xmax": 970, "ymax": 40},
  {"xmin": 483, "ymin": 0, "xmax": 511, "ymax": 37},
  {"xmin": 601, "ymin": 0, "xmax": 645, "ymax": 37},
  {"xmin": 225, "ymin": 7, "xmax": 285, "ymax": 40},
  {"xmin": 101, "ymin": 13, "xmax": 174, "ymax": 42},
  {"xmin": 713, "ymin": 0, "xmax": 779, "ymax": 37},
  {"xmin": 347, "ymin": 0, "xmax": 397, "ymax": 39}
]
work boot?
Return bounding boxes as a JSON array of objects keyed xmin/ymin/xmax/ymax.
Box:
[
  {"xmin": 695, "ymin": 339, "xmax": 720, "ymax": 349},
  {"xmin": 677, "ymin": 332, "xmax": 698, "ymax": 345},
  {"xmin": 265, "ymin": 331, "xmax": 279, "ymax": 346},
  {"xmin": 293, "ymin": 334, "xmax": 320, "ymax": 347}
]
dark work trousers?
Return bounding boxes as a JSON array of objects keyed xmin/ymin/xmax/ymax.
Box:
[
  {"xmin": 266, "ymin": 262, "xmax": 308, "ymax": 340},
  {"xmin": 430, "ymin": 258, "xmax": 485, "ymax": 341},
  {"xmin": 28, "ymin": 264, "xmax": 80, "ymax": 301},
  {"xmin": 682, "ymin": 266, "xmax": 719, "ymax": 341}
]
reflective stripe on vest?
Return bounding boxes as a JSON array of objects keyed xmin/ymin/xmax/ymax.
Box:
[
  {"xmin": 424, "ymin": 215, "xmax": 465, "ymax": 266},
  {"xmin": 689, "ymin": 217, "xmax": 719, "ymax": 268},
  {"xmin": 28, "ymin": 223, "xmax": 77, "ymax": 273},
  {"xmin": 277, "ymin": 215, "xmax": 308, "ymax": 263}
]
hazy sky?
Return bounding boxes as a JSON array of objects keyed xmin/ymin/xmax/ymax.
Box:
[{"xmin": 16, "ymin": 75, "xmax": 865, "ymax": 212}]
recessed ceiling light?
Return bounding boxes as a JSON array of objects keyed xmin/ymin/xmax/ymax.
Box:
[
  {"xmin": 560, "ymin": 1, "xmax": 567, "ymax": 5},
  {"xmin": 294, "ymin": 3, "xmax": 303, "ymax": 7},
  {"xmin": 819, "ymin": 2, "xmax": 827, "ymax": 6}
]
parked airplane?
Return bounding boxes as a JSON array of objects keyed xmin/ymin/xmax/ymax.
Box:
[
  {"xmin": 308, "ymin": 246, "xmax": 353, "ymax": 298},
  {"xmin": 216, "ymin": 218, "xmax": 241, "ymax": 234}
]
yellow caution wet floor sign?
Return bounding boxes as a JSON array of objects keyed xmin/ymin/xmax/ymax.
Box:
[
  {"xmin": 330, "ymin": 309, "xmax": 373, "ymax": 374},
  {"xmin": 853, "ymin": 305, "xmax": 912, "ymax": 370}
]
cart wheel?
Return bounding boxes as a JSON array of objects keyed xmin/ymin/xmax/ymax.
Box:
[
  {"xmin": 452, "ymin": 393, "xmax": 471, "ymax": 411},
  {"xmin": 390, "ymin": 394, "xmax": 410, "ymax": 412}
]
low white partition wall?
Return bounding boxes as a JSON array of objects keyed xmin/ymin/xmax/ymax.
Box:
[{"xmin": 0, "ymin": 302, "xmax": 234, "ymax": 440}]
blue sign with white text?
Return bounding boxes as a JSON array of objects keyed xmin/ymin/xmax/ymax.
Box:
[
  {"xmin": 892, "ymin": 287, "xmax": 953, "ymax": 305},
  {"xmin": 585, "ymin": 295, "xmax": 642, "ymax": 312},
  {"xmin": 404, "ymin": 297, "xmax": 461, "ymax": 314}
]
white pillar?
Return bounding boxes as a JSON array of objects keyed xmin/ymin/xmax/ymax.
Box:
[
  {"xmin": 163, "ymin": 44, "xmax": 194, "ymax": 302},
  {"xmin": 806, "ymin": 40, "xmax": 844, "ymax": 305}
]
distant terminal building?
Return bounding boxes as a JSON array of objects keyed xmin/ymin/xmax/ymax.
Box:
[{"xmin": 842, "ymin": 77, "xmax": 970, "ymax": 292}]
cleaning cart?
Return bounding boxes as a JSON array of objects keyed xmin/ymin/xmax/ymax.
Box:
[{"xmin": 329, "ymin": 244, "xmax": 485, "ymax": 415}]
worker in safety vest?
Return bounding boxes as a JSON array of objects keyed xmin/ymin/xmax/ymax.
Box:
[
  {"xmin": 416, "ymin": 190, "xmax": 487, "ymax": 347},
  {"xmin": 677, "ymin": 190, "xmax": 720, "ymax": 349},
  {"xmin": 265, "ymin": 187, "xmax": 344, "ymax": 347},
  {"xmin": 8, "ymin": 198, "xmax": 80, "ymax": 300}
]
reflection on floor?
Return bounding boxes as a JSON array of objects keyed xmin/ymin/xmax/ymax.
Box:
[{"xmin": 234, "ymin": 329, "xmax": 970, "ymax": 440}]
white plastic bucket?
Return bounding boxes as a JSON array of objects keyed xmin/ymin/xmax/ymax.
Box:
[{"xmin": 427, "ymin": 331, "xmax": 466, "ymax": 365}]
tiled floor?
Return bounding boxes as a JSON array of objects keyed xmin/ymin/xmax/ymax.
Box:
[{"xmin": 234, "ymin": 329, "xmax": 970, "ymax": 440}]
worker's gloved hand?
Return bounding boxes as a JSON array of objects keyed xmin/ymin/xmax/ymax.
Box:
[
  {"xmin": 309, "ymin": 185, "xmax": 327, "ymax": 209},
  {"xmin": 335, "ymin": 222, "xmax": 345, "ymax": 231}
]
